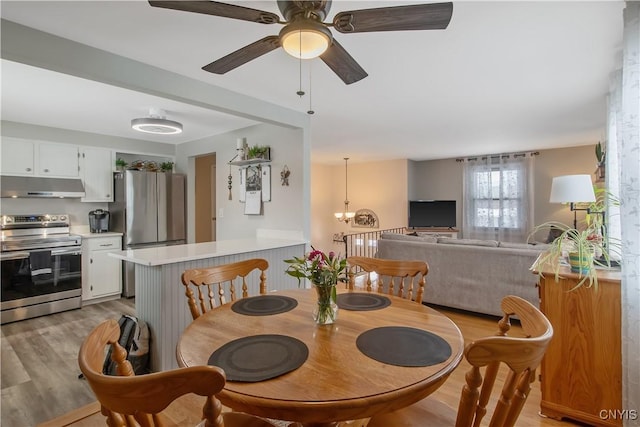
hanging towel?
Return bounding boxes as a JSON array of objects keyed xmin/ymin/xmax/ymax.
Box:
[{"xmin": 30, "ymin": 251, "xmax": 53, "ymax": 276}]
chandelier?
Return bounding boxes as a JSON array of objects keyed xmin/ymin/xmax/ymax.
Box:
[{"xmin": 334, "ymin": 158, "xmax": 356, "ymax": 223}]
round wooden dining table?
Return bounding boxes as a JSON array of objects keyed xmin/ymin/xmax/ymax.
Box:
[{"xmin": 176, "ymin": 288, "xmax": 464, "ymax": 427}]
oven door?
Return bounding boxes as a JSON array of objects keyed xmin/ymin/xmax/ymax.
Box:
[{"xmin": 1, "ymin": 246, "xmax": 82, "ymax": 309}]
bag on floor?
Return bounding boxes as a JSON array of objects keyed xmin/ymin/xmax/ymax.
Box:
[{"xmin": 102, "ymin": 314, "xmax": 150, "ymax": 376}]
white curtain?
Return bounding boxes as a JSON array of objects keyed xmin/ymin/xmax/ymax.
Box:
[
  {"xmin": 462, "ymin": 154, "xmax": 533, "ymax": 243},
  {"xmin": 618, "ymin": 3, "xmax": 640, "ymax": 424},
  {"xmin": 607, "ymin": 70, "xmax": 622, "ymax": 256}
]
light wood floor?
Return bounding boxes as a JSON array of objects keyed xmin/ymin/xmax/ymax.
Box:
[
  {"xmin": 1, "ymin": 298, "xmax": 584, "ymax": 427},
  {"xmin": 1, "ymin": 298, "xmax": 135, "ymax": 427}
]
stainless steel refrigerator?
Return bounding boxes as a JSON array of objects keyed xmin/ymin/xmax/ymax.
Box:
[{"xmin": 110, "ymin": 170, "xmax": 186, "ymax": 297}]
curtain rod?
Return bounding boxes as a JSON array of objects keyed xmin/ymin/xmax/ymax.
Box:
[{"xmin": 455, "ymin": 151, "xmax": 539, "ymax": 163}]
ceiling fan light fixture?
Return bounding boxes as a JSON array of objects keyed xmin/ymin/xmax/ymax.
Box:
[
  {"xmin": 131, "ymin": 108, "xmax": 183, "ymax": 135},
  {"xmin": 280, "ymin": 21, "xmax": 332, "ymax": 59}
]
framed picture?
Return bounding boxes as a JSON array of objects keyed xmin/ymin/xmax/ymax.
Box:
[
  {"xmin": 352, "ymin": 209, "xmax": 379, "ymax": 228},
  {"xmin": 239, "ymin": 165, "xmax": 271, "ymax": 202}
]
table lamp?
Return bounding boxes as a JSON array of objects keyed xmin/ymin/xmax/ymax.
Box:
[{"xmin": 549, "ymin": 174, "xmax": 596, "ymax": 229}]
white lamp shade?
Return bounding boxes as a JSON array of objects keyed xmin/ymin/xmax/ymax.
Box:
[{"xmin": 549, "ymin": 174, "xmax": 596, "ymax": 203}]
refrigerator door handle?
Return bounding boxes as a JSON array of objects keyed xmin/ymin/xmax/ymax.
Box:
[{"xmin": 157, "ymin": 172, "xmax": 168, "ymax": 243}]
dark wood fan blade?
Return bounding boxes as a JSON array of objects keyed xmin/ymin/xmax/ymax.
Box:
[
  {"xmin": 320, "ymin": 40, "xmax": 367, "ymax": 85},
  {"xmin": 148, "ymin": 1, "xmax": 280, "ymax": 24},
  {"xmin": 202, "ymin": 36, "xmax": 281, "ymax": 74},
  {"xmin": 333, "ymin": 2, "xmax": 452, "ymax": 33}
]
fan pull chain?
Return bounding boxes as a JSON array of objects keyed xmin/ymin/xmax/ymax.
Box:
[
  {"xmin": 307, "ymin": 61, "xmax": 314, "ymax": 115},
  {"xmin": 296, "ymin": 31, "xmax": 305, "ymax": 97}
]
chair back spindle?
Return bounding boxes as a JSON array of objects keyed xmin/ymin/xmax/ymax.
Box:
[
  {"xmin": 367, "ymin": 295, "xmax": 553, "ymax": 427},
  {"xmin": 181, "ymin": 258, "xmax": 269, "ymax": 320},
  {"xmin": 455, "ymin": 295, "xmax": 553, "ymax": 427},
  {"xmin": 78, "ymin": 319, "xmax": 278, "ymax": 427},
  {"xmin": 347, "ymin": 256, "xmax": 429, "ymax": 303}
]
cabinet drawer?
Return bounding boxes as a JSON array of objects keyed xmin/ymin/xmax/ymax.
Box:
[{"xmin": 87, "ymin": 236, "xmax": 121, "ymax": 251}]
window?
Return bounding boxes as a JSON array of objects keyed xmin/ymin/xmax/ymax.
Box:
[
  {"xmin": 471, "ymin": 168, "xmax": 524, "ymax": 229},
  {"xmin": 463, "ymin": 155, "xmax": 533, "ymax": 242}
]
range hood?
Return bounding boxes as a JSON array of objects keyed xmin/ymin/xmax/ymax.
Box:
[{"xmin": 1, "ymin": 176, "xmax": 85, "ymax": 198}]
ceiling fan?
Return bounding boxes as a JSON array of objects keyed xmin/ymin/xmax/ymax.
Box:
[{"xmin": 148, "ymin": 0, "xmax": 453, "ymax": 85}]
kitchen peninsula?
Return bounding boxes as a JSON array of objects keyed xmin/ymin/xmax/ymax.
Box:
[{"xmin": 111, "ymin": 237, "xmax": 307, "ymax": 371}]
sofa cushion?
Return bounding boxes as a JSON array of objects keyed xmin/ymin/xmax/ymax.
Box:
[
  {"xmin": 499, "ymin": 241, "xmax": 551, "ymax": 250},
  {"xmin": 380, "ymin": 233, "xmax": 438, "ymax": 243},
  {"xmin": 415, "ymin": 233, "xmax": 441, "ymax": 242},
  {"xmin": 437, "ymin": 237, "xmax": 499, "ymax": 247}
]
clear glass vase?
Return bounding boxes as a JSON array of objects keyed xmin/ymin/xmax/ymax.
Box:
[{"xmin": 313, "ymin": 284, "xmax": 338, "ymax": 325}]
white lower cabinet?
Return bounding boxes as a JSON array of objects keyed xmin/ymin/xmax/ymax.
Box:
[{"xmin": 82, "ymin": 235, "xmax": 122, "ymax": 303}]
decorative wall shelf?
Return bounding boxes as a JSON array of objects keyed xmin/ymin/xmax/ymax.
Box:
[{"xmin": 229, "ymin": 158, "xmax": 271, "ymax": 167}]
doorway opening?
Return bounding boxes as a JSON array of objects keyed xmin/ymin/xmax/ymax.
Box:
[{"xmin": 195, "ymin": 153, "xmax": 216, "ymax": 242}]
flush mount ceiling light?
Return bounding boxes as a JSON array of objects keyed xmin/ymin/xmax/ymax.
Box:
[{"xmin": 131, "ymin": 108, "xmax": 183, "ymax": 135}]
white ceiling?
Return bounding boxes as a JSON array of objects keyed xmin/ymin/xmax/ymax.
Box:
[{"xmin": 0, "ymin": 1, "xmax": 624, "ymax": 164}]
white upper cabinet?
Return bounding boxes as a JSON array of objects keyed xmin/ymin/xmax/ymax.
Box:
[
  {"xmin": 1, "ymin": 138, "xmax": 79, "ymax": 178},
  {"xmin": 81, "ymin": 147, "xmax": 114, "ymax": 202},
  {"xmin": 1, "ymin": 137, "xmax": 35, "ymax": 175},
  {"xmin": 38, "ymin": 142, "xmax": 80, "ymax": 177}
]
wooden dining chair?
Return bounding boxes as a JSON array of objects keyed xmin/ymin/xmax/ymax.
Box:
[
  {"xmin": 347, "ymin": 256, "xmax": 429, "ymax": 303},
  {"xmin": 367, "ymin": 295, "xmax": 554, "ymax": 427},
  {"xmin": 181, "ymin": 258, "xmax": 269, "ymax": 320},
  {"xmin": 78, "ymin": 319, "xmax": 279, "ymax": 427}
]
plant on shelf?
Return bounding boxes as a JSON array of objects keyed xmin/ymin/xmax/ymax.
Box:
[
  {"xmin": 160, "ymin": 161, "xmax": 174, "ymax": 172},
  {"xmin": 246, "ymin": 145, "xmax": 269, "ymax": 160},
  {"xmin": 115, "ymin": 158, "xmax": 128, "ymax": 171},
  {"xmin": 529, "ymin": 208, "xmax": 620, "ymax": 290}
]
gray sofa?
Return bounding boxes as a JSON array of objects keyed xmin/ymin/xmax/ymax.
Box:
[{"xmin": 376, "ymin": 233, "xmax": 548, "ymax": 316}]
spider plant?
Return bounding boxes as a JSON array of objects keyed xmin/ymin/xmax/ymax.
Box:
[{"xmin": 529, "ymin": 219, "xmax": 620, "ymax": 291}]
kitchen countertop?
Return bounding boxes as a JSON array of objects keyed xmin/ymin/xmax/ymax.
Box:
[
  {"xmin": 75, "ymin": 231, "xmax": 123, "ymax": 239},
  {"xmin": 109, "ymin": 237, "xmax": 307, "ymax": 267}
]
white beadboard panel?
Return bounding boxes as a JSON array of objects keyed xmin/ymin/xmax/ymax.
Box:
[{"xmin": 134, "ymin": 244, "xmax": 306, "ymax": 371}]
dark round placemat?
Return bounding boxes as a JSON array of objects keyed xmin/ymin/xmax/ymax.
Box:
[
  {"xmin": 208, "ymin": 334, "xmax": 308, "ymax": 382},
  {"xmin": 231, "ymin": 295, "xmax": 298, "ymax": 316},
  {"xmin": 356, "ymin": 326, "xmax": 452, "ymax": 367},
  {"xmin": 337, "ymin": 293, "xmax": 391, "ymax": 311}
]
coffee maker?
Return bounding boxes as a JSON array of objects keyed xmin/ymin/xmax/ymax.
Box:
[{"xmin": 88, "ymin": 209, "xmax": 110, "ymax": 233}]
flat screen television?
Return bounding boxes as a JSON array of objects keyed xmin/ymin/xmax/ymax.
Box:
[{"xmin": 408, "ymin": 200, "xmax": 456, "ymax": 228}]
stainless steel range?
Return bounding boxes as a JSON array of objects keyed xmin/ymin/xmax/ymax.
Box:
[{"xmin": 1, "ymin": 213, "xmax": 82, "ymax": 324}]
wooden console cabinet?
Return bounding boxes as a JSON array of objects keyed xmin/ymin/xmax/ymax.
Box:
[{"xmin": 537, "ymin": 266, "xmax": 622, "ymax": 426}]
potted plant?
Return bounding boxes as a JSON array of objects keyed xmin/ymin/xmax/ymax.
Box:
[
  {"xmin": 284, "ymin": 250, "xmax": 347, "ymax": 325},
  {"xmin": 160, "ymin": 161, "xmax": 174, "ymax": 172},
  {"xmin": 115, "ymin": 158, "xmax": 128, "ymax": 171},
  {"xmin": 246, "ymin": 145, "xmax": 269, "ymax": 160},
  {"xmin": 529, "ymin": 216, "xmax": 620, "ymax": 290}
]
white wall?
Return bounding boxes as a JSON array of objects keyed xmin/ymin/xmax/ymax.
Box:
[
  {"xmin": 311, "ymin": 159, "xmax": 409, "ymax": 253},
  {"xmin": 176, "ymin": 123, "xmax": 306, "ymax": 242}
]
